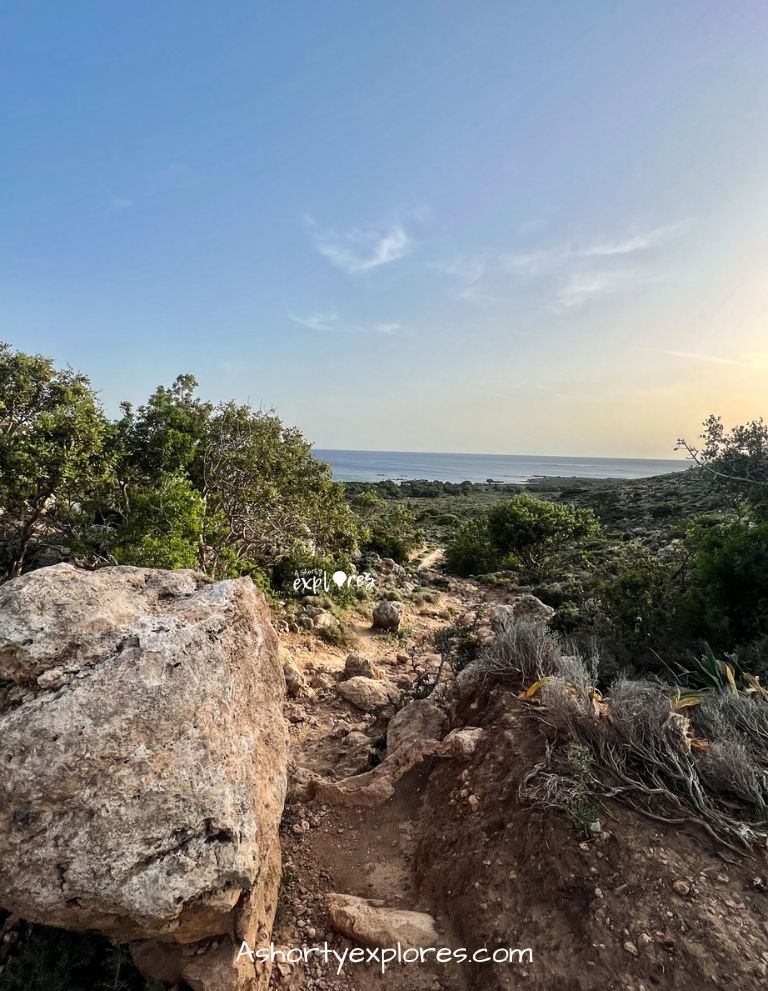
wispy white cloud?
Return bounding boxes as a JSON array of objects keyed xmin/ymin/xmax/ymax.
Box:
[
  {"xmin": 550, "ymin": 270, "xmax": 641, "ymax": 312},
  {"xmin": 308, "ymin": 218, "xmax": 412, "ymax": 274},
  {"xmin": 501, "ymin": 219, "xmax": 690, "ymax": 313},
  {"xmin": 503, "ymin": 220, "xmax": 690, "ymax": 274},
  {"xmin": 431, "ymin": 255, "xmax": 493, "ymax": 304},
  {"xmin": 289, "ymin": 311, "xmax": 400, "ymax": 335},
  {"xmin": 289, "ymin": 310, "xmax": 340, "ymax": 332},
  {"xmin": 573, "ymin": 220, "xmax": 690, "ymax": 259},
  {"xmin": 370, "ymin": 322, "xmax": 401, "ymax": 335},
  {"xmin": 644, "ymin": 349, "xmax": 768, "ymax": 368}
]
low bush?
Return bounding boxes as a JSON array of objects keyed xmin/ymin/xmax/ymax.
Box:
[
  {"xmin": 445, "ymin": 494, "xmax": 601, "ymax": 579},
  {"xmin": 444, "ymin": 518, "xmax": 498, "ymax": 576},
  {"xmin": 482, "ymin": 616, "xmax": 768, "ymax": 851}
]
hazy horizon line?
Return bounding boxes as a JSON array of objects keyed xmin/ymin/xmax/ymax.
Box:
[{"xmin": 312, "ymin": 447, "xmax": 691, "ymax": 462}]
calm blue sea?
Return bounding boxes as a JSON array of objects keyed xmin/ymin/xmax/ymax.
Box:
[{"xmin": 313, "ymin": 449, "xmax": 690, "ymax": 484}]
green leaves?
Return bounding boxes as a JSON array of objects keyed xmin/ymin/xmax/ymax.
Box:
[
  {"xmin": 487, "ymin": 493, "xmax": 600, "ymax": 568},
  {"xmin": 0, "ymin": 343, "xmax": 110, "ymax": 577},
  {"xmin": 0, "ymin": 345, "xmax": 361, "ymax": 584},
  {"xmin": 445, "ymin": 493, "xmax": 601, "ymax": 577}
]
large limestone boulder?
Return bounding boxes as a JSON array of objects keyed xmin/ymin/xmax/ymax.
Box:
[
  {"xmin": 343, "ymin": 652, "xmax": 381, "ymax": 680},
  {"xmin": 387, "ymin": 699, "xmax": 447, "ymax": 753},
  {"xmin": 490, "ymin": 595, "xmax": 554, "ymax": 631},
  {"xmin": 0, "ymin": 564, "xmax": 288, "ymax": 990},
  {"xmin": 337, "ymin": 675, "xmax": 399, "ymax": 713},
  {"xmin": 372, "ymin": 599, "xmax": 404, "ymax": 631}
]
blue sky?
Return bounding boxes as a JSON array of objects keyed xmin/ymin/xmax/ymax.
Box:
[{"xmin": 2, "ymin": 1, "xmax": 767, "ymax": 456}]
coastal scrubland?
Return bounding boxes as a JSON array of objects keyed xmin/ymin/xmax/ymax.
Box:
[{"xmin": 2, "ymin": 342, "xmax": 768, "ymax": 990}]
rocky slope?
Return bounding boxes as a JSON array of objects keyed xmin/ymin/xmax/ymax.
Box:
[
  {"xmin": 268, "ymin": 565, "xmax": 768, "ymax": 991},
  {"xmin": 1, "ymin": 556, "xmax": 767, "ymax": 991}
]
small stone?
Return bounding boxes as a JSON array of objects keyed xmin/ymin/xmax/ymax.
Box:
[
  {"xmin": 623, "ymin": 941, "xmax": 639, "ymax": 956},
  {"xmin": 638, "ymin": 933, "xmax": 653, "ymax": 947},
  {"xmin": 672, "ymin": 880, "xmax": 690, "ymax": 897},
  {"xmin": 594, "ymin": 888, "xmax": 604, "ymax": 899}
]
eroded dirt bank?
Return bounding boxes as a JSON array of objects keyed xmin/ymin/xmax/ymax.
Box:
[{"xmin": 268, "ymin": 565, "xmax": 768, "ymax": 991}]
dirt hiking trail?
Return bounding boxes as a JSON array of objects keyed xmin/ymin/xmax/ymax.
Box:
[{"xmin": 267, "ymin": 560, "xmax": 768, "ymax": 991}]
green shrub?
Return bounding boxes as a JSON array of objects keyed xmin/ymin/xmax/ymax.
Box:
[
  {"xmin": 445, "ymin": 518, "xmax": 498, "ymax": 576},
  {"xmin": 317, "ymin": 622, "xmax": 358, "ymax": 649},
  {"xmin": 686, "ymin": 520, "xmax": 768, "ymax": 645},
  {"xmin": 110, "ymin": 472, "xmax": 204, "ymax": 570},
  {"xmin": 436, "ymin": 513, "xmax": 461, "ymax": 527},
  {"xmin": 487, "ymin": 493, "xmax": 600, "ymax": 570},
  {"xmin": 350, "ymin": 492, "xmax": 423, "ymax": 564},
  {"xmin": 445, "ymin": 494, "xmax": 600, "ymax": 578},
  {"xmin": 596, "ymin": 542, "xmax": 688, "ymax": 649}
]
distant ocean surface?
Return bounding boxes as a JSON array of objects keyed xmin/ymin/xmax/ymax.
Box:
[{"xmin": 313, "ymin": 450, "xmax": 690, "ymax": 484}]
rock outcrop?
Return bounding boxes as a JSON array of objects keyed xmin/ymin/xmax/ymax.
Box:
[
  {"xmin": 0, "ymin": 564, "xmax": 288, "ymax": 991},
  {"xmin": 343, "ymin": 652, "xmax": 381, "ymax": 680},
  {"xmin": 372, "ymin": 599, "xmax": 404, "ymax": 631},
  {"xmin": 337, "ymin": 675, "xmax": 400, "ymax": 712},
  {"xmin": 490, "ymin": 594, "xmax": 555, "ymax": 630},
  {"xmin": 387, "ymin": 699, "xmax": 447, "ymax": 753}
]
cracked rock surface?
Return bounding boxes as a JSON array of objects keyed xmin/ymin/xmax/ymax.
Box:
[{"xmin": 0, "ymin": 563, "xmax": 287, "ymax": 955}]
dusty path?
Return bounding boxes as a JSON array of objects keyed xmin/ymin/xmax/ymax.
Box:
[
  {"xmin": 417, "ymin": 548, "xmax": 444, "ymax": 572},
  {"xmin": 269, "ymin": 564, "xmax": 481, "ymax": 990}
]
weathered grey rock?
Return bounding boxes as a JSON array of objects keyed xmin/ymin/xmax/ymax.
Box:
[
  {"xmin": 489, "ymin": 603, "xmax": 516, "ymax": 632},
  {"xmin": 387, "ymin": 699, "xmax": 447, "ymax": 753},
  {"xmin": 444, "ymin": 726, "xmax": 484, "ymax": 759},
  {"xmin": 490, "ymin": 595, "xmax": 555, "ymax": 630},
  {"xmin": 313, "ymin": 611, "xmax": 336, "ymax": 630},
  {"xmin": 280, "ymin": 646, "xmax": 314, "ymax": 700},
  {"xmin": 510, "ymin": 593, "xmax": 555, "ymax": 623},
  {"xmin": 343, "ymin": 652, "xmax": 381, "ymax": 680},
  {"xmin": 337, "ymin": 676, "xmax": 399, "ymax": 713},
  {"xmin": 0, "ymin": 564, "xmax": 288, "ymax": 991},
  {"xmin": 327, "ymin": 893, "xmax": 440, "ymax": 948},
  {"xmin": 372, "ymin": 600, "xmax": 404, "ymax": 631}
]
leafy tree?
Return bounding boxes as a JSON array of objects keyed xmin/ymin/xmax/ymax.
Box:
[
  {"xmin": 115, "ymin": 374, "xmax": 212, "ymax": 486},
  {"xmin": 678, "ymin": 415, "xmax": 768, "ymax": 514},
  {"xmin": 350, "ymin": 490, "xmax": 423, "ymax": 563},
  {"xmin": 200, "ymin": 401, "xmax": 359, "ymax": 576},
  {"xmin": 444, "ymin": 517, "xmax": 498, "ymax": 576},
  {"xmin": 109, "ymin": 472, "xmax": 205, "ymax": 570},
  {"xmin": 486, "ymin": 493, "xmax": 600, "ymax": 569},
  {"xmin": 0, "ymin": 343, "xmax": 110, "ymax": 579}
]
